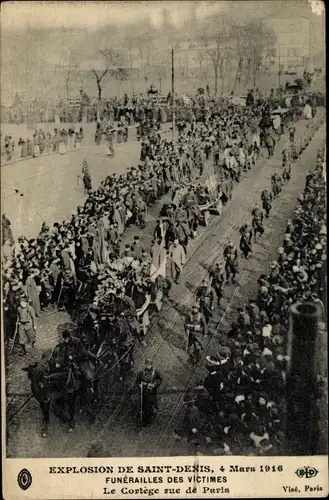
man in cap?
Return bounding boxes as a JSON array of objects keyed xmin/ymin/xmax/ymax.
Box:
[
  {"xmin": 271, "ymin": 172, "xmax": 282, "ymax": 198},
  {"xmin": 136, "ymin": 358, "xmax": 163, "ymax": 426},
  {"xmin": 236, "ymin": 306, "xmax": 251, "ymax": 332},
  {"xmin": 195, "ymin": 277, "xmax": 216, "ymax": 323},
  {"xmin": 51, "ymin": 330, "xmax": 100, "ymax": 388},
  {"xmin": 121, "ymin": 243, "xmax": 134, "ymax": 260},
  {"xmin": 223, "ymin": 241, "xmax": 238, "ymax": 283},
  {"xmin": 207, "ymin": 345, "xmax": 232, "ymax": 378},
  {"xmin": 261, "ymin": 188, "xmax": 273, "ymax": 218},
  {"xmin": 87, "ymin": 439, "xmax": 106, "ymax": 457},
  {"xmin": 257, "ymin": 286, "xmax": 273, "ymax": 317},
  {"xmin": 239, "ymin": 222, "xmax": 252, "ymax": 259},
  {"xmin": 184, "ymin": 304, "xmax": 207, "ymax": 363},
  {"xmin": 268, "ymin": 261, "xmax": 280, "ymax": 284},
  {"xmin": 251, "ymin": 206, "xmax": 265, "ymax": 242},
  {"xmin": 282, "ymin": 160, "xmax": 291, "ymax": 184},
  {"xmin": 17, "ymin": 300, "xmax": 37, "ymax": 355},
  {"xmin": 209, "ymin": 263, "xmax": 225, "ymax": 306}
]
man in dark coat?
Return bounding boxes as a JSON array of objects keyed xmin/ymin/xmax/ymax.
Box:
[
  {"xmin": 2, "ymin": 214, "xmax": 15, "ymax": 246},
  {"xmin": 136, "ymin": 359, "xmax": 163, "ymax": 426}
]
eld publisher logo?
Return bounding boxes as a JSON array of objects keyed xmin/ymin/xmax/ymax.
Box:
[
  {"xmin": 17, "ymin": 469, "xmax": 32, "ymax": 491},
  {"xmin": 295, "ymin": 467, "xmax": 319, "ymax": 479}
]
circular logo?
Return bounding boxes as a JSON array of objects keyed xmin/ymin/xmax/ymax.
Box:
[{"xmin": 17, "ymin": 469, "xmax": 32, "ymax": 491}]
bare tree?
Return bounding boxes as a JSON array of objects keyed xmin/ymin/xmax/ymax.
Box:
[
  {"xmin": 91, "ymin": 47, "xmax": 125, "ymax": 101},
  {"xmin": 233, "ymin": 20, "xmax": 276, "ymax": 88},
  {"xmin": 198, "ymin": 20, "xmax": 230, "ymax": 95},
  {"xmin": 122, "ymin": 19, "xmax": 158, "ymax": 94}
]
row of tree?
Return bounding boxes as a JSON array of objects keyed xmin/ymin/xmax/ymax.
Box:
[
  {"xmin": 85, "ymin": 17, "xmax": 277, "ymax": 100},
  {"xmin": 4, "ymin": 15, "xmax": 276, "ymax": 101}
]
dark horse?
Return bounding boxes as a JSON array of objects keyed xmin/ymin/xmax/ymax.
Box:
[{"xmin": 22, "ymin": 349, "xmax": 95, "ymax": 437}]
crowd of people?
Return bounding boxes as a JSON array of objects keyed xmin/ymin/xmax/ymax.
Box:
[
  {"xmin": 2, "ymin": 88, "xmax": 325, "ymax": 446},
  {"xmin": 180, "ymin": 144, "xmax": 326, "ymax": 455},
  {"xmin": 2, "ymin": 95, "xmax": 272, "ymax": 356},
  {"xmin": 4, "ymin": 90, "xmax": 165, "ymax": 125},
  {"xmin": 1, "ymin": 87, "xmax": 281, "ymax": 163}
]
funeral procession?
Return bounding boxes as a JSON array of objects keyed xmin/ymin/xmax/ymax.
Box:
[{"xmin": 2, "ymin": 1, "xmax": 327, "ymax": 460}]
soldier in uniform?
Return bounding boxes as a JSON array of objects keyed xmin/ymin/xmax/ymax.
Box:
[
  {"xmin": 261, "ymin": 188, "xmax": 273, "ymax": 217},
  {"xmin": 282, "ymin": 161, "xmax": 291, "ymax": 184},
  {"xmin": 83, "ymin": 170, "xmax": 92, "ymax": 195},
  {"xmin": 17, "ymin": 300, "xmax": 37, "ymax": 355},
  {"xmin": 239, "ymin": 222, "xmax": 253, "ymax": 259},
  {"xmin": 184, "ymin": 305, "xmax": 207, "ymax": 363},
  {"xmin": 289, "ymin": 125, "xmax": 296, "ymax": 143},
  {"xmin": 209, "ymin": 263, "xmax": 225, "ymax": 306},
  {"xmin": 136, "ymin": 359, "xmax": 163, "ymax": 426},
  {"xmin": 57, "ymin": 268, "xmax": 76, "ymax": 310},
  {"xmin": 195, "ymin": 277, "xmax": 216, "ymax": 323},
  {"xmin": 252, "ymin": 206, "xmax": 265, "ymax": 241},
  {"xmin": 271, "ymin": 172, "xmax": 282, "ymax": 198},
  {"xmin": 223, "ymin": 241, "xmax": 239, "ymax": 283},
  {"xmin": 281, "ymin": 149, "xmax": 288, "ymax": 168},
  {"xmin": 50, "ymin": 330, "xmax": 100, "ymax": 390}
]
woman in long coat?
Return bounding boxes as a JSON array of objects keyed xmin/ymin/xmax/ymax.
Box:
[
  {"xmin": 25, "ymin": 273, "xmax": 41, "ymax": 316},
  {"xmin": 95, "ymin": 124, "xmax": 102, "ymax": 145},
  {"xmin": 92, "ymin": 220, "xmax": 107, "ymax": 265},
  {"xmin": 113, "ymin": 205, "xmax": 124, "ymax": 235},
  {"xmin": 58, "ymin": 132, "xmax": 67, "ymax": 154}
]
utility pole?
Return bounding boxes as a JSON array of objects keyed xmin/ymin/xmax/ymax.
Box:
[
  {"xmin": 171, "ymin": 46, "xmax": 176, "ymax": 144},
  {"xmin": 278, "ymin": 45, "xmax": 281, "ymax": 90}
]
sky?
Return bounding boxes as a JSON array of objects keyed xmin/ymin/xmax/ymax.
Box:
[
  {"xmin": 2, "ymin": 1, "xmax": 322, "ymax": 32},
  {"xmin": 2, "ymin": 0, "xmax": 322, "ymax": 33},
  {"xmin": 1, "ymin": 1, "xmax": 222, "ymax": 30}
]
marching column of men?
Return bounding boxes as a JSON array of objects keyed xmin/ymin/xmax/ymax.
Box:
[
  {"xmin": 182, "ymin": 156, "xmax": 294, "ymax": 367},
  {"xmin": 179, "ymin": 146, "xmax": 325, "ymax": 454}
]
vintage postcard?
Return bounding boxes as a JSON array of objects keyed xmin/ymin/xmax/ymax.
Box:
[{"xmin": 1, "ymin": 1, "xmax": 328, "ymax": 499}]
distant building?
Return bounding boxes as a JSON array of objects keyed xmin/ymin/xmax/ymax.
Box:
[{"xmin": 264, "ymin": 17, "xmax": 310, "ymax": 73}]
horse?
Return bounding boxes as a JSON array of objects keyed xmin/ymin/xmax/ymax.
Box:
[{"xmin": 22, "ymin": 350, "xmax": 93, "ymax": 437}]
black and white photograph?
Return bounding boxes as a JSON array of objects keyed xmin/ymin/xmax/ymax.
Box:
[{"xmin": 1, "ymin": 0, "xmax": 327, "ymax": 472}]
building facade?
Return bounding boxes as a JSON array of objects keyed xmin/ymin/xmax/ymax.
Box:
[{"xmin": 264, "ymin": 17, "xmax": 310, "ymax": 73}]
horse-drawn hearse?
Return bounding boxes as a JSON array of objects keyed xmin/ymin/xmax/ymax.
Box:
[{"xmin": 22, "ymin": 260, "xmax": 167, "ymax": 436}]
